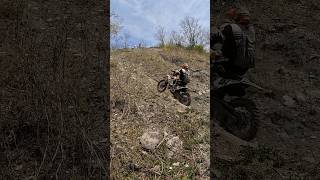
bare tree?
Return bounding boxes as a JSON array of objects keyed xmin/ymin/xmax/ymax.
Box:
[
  {"xmin": 138, "ymin": 40, "xmax": 147, "ymax": 48},
  {"xmin": 110, "ymin": 11, "xmax": 122, "ymax": 38},
  {"xmin": 154, "ymin": 26, "xmax": 166, "ymax": 47},
  {"xmin": 169, "ymin": 30, "xmax": 184, "ymax": 46},
  {"xmin": 180, "ymin": 16, "xmax": 202, "ymax": 47},
  {"xmin": 123, "ymin": 32, "xmax": 130, "ymax": 48},
  {"xmin": 198, "ymin": 27, "xmax": 210, "ymax": 47},
  {"xmin": 111, "ymin": 35, "xmax": 123, "ymax": 49}
]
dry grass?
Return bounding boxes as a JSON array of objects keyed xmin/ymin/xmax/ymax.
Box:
[
  {"xmin": 1, "ymin": 0, "xmax": 108, "ymax": 179},
  {"xmin": 110, "ymin": 48, "xmax": 210, "ymax": 179}
]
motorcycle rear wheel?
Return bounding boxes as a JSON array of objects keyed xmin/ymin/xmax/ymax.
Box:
[
  {"xmin": 178, "ymin": 92, "xmax": 191, "ymax": 106},
  {"xmin": 217, "ymin": 98, "xmax": 258, "ymax": 141}
]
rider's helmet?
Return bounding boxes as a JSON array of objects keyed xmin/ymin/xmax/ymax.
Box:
[
  {"xmin": 224, "ymin": 8, "xmax": 237, "ymax": 22},
  {"xmin": 181, "ymin": 63, "xmax": 189, "ymax": 70},
  {"xmin": 236, "ymin": 7, "xmax": 250, "ymax": 25}
]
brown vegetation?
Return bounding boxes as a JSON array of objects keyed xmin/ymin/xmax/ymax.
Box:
[{"xmin": 1, "ymin": 0, "xmax": 108, "ymax": 178}]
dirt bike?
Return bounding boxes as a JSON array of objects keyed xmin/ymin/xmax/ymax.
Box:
[
  {"xmin": 212, "ymin": 74, "xmax": 263, "ymax": 141},
  {"xmin": 157, "ymin": 71, "xmax": 191, "ymax": 106}
]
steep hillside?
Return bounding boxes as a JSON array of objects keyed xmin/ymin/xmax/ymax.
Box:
[
  {"xmin": 110, "ymin": 47, "xmax": 210, "ymax": 179},
  {"xmin": 212, "ymin": 0, "xmax": 320, "ymax": 179},
  {"xmin": 1, "ymin": 0, "xmax": 108, "ymax": 178}
]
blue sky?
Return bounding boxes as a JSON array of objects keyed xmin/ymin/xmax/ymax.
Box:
[{"xmin": 111, "ymin": 0, "xmax": 210, "ymax": 47}]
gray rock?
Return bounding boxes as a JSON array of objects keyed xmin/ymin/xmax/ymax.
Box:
[
  {"xmin": 146, "ymin": 112, "xmax": 155, "ymax": 118},
  {"xmin": 140, "ymin": 130, "xmax": 163, "ymax": 151},
  {"xmin": 166, "ymin": 136, "xmax": 183, "ymax": 158},
  {"xmin": 282, "ymin": 95, "xmax": 296, "ymax": 107},
  {"xmin": 172, "ymin": 162, "xmax": 180, "ymax": 166},
  {"xmin": 176, "ymin": 104, "xmax": 188, "ymax": 113},
  {"xmin": 302, "ymin": 155, "xmax": 316, "ymax": 163},
  {"xmin": 311, "ymin": 135, "xmax": 317, "ymax": 139},
  {"xmin": 150, "ymin": 165, "xmax": 161, "ymax": 174},
  {"xmin": 294, "ymin": 91, "xmax": 306, "ymax": 102}
]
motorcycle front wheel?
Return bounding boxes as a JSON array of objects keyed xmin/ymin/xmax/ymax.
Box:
[{"xmin": 157, "ymin": 80, "xmax": 168, "ymax": 92}]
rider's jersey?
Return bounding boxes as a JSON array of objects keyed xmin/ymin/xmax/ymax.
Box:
[{"xmin": 179, "ymin": 69, "xmax": 190, "ymax": 84}]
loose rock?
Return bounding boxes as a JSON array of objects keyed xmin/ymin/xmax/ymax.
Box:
[
  {"xmin": 140, "ymin": 130, "xmax": 163, "ymax": 151},
  {"xmin": 294, "ymin": 91, "xmax": 306, "ymax": 102},
  {"xmin": 177, "ymin": 104, "xmax": 187, "ymax": 113},
  {"xmin": 172, "ymin": 162, "xmax": 180, "ymax": 166},
  {"xmin": 166, "ymin": 136, "xmax": 183, "ymax": 158},
  {"xmin": 282, "ymin": 95, "xmax": 296, "ymax": 107}
]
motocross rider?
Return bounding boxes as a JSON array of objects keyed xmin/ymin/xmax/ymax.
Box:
[
  {"xmin": 211, "ymin": 7, "xmax": 256, "ymax": 80},
  {"xmin": 172, "ymin": 63, "xmax": 190, "ymax": 89}
]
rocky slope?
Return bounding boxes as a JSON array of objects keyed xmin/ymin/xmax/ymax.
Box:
[{"xmin": 110, "ymin": 47, "xmax": 210, "ymax": 179}]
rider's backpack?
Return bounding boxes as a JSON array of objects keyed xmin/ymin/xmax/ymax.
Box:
[{"xmin": 229, "ymin": 23, "xmax": 255, "ymax": 69}]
